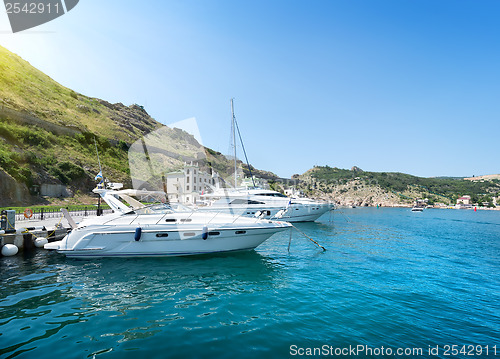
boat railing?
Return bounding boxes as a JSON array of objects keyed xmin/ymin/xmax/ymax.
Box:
[{"xmin": 15, "ymin": 207, "xmax": 114, "ymax": 222}]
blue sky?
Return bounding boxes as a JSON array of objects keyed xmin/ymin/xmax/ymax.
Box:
[{"xmin": 1, "ymin": 0, "xmax": 499, "ymax": 178}]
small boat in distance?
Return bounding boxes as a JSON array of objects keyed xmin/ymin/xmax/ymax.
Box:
[{"xmin": 412, "ymin": 198, "xmax": 426, "ymax": 212}]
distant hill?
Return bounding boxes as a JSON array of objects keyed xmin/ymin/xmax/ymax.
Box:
[
  {"xmin": 297, "ymin": 166, "xmax": 500, "ymax": 207},
  {"xmin": 464, "ymin": 174, "xmax": 500, "ymax": 182}
]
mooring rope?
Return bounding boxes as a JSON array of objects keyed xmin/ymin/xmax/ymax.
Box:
[
  {"xmin": 290, "ymin": 223, "xmax": 326, "ymax": 252},
  {"xmin": 335, "ymin": 208, "xmax": 352, "ymax": 223},
  {"xmin": 45, "ymin": 215, "xmax": 65, "ymax": 238}
]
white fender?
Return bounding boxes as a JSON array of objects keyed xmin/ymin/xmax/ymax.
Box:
[
  {"xmin": 2, "ymin": 244, "xmax": 18, "ymax": 256},
  {"xmin": 35, "ymin": 237, "xmax": 48, "ymax": 248}
]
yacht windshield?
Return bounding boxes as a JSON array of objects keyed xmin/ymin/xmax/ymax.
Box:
[
  {"xmin": 168, "ymin": 202, "xmax": 196, "ymax": 212},
  {"xmin": 256, "ymin": 192, "xmax": 288, "ymax": 198},
  {"xmin": 134, "ymin": 203, "xmax": 175, "ymax": 215}
]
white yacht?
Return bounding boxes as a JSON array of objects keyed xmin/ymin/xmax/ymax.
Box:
[
  {"xmin": 194, "ymin": 99, "xmax": 335, "ymax": 222},
  {"xmin": 199, "ymin": 187, "xmax": 334, "ymax": 222},
  {"xmin": 44, "ymin": 188, "xmax": 291, "ymax": 258}
]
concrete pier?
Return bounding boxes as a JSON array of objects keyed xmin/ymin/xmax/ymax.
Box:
[
  {"xmin": 0, "ymin": 214, "xmax": 101, "ymax": 256},
  {"xmin": 0, "ymin": 224, "xmax": 69, "ymax": 254}
]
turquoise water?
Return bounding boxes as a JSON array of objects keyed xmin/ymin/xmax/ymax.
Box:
[{"xmin": 1, "ymin": 208, "xmax": 499, "ymax": 358}]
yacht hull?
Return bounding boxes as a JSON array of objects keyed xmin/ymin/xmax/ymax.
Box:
[
  {"xmin": 199, "ymin": 203, "xmax": 333, "ymax": 222},
  {"xmin": 50, "ymin": 223, "xmax": 290, "ymax": 259}
]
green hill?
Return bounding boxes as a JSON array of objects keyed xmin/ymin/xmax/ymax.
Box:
[
  {"xmin": 0, "ymin": 45, "xmax": 168, "ymax": 205},
  {"xmin": 0, "ymin": 45, "xmax": 264, "ymax": 206},
  {"xmin": 298, "ymin": 166, "xmax": 500, "ymax": 207}
]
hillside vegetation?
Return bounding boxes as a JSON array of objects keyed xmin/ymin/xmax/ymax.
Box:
[
  {"xmin": 0, "ymin": 45, "xmax": 252, "ymax": 206},
  {"xmin": 298, "ymin": 166, "xmax": 500, "ymax": 207},
  {"xmin": 0, "ymin": 45, "xmax": 168, "ymax": 205}
]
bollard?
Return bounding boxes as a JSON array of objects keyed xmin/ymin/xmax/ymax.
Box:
[{"xmin": 23, "ymin": 233, "xmax": 35, "ymax": 251}]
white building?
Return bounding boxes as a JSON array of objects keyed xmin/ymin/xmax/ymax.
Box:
[
  {"xmin": 284, "ymin": 187, "xmax": 304, "ymax": 198},
  {"xmin": 165, "ymin": 163, "xmax": 217, "ymax": 204},
  {"xmin": 456, "ymin": 195, "xmax": 472, "ymax": 205}
]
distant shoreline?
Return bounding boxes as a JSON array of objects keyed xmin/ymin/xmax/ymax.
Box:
[{"xmin": 336, "ymin": 205, "xmax": 500, "ymax": 211}]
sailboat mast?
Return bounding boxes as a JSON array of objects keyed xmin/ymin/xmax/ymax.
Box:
[
  {"xmin": 230, "ymin": 98, "xmax": 257, "ymax": 189},
  {"xmin": 231, "ymin": 98, "xmax": 237, "ymax": 188}
]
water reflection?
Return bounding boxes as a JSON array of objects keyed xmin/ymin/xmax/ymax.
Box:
[{"xmin": 0, "ymin": 249, "xmax": 284, "ymax": 358}]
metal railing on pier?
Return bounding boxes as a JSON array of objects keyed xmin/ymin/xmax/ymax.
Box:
[{"xmin": 15, "ymin": 207, "xmax": 114, "ymax": 222}]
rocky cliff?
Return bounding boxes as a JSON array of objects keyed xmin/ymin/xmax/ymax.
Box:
[{"xmin": 296, "ymin": 166, "xmax": 500, "ymax": 207}]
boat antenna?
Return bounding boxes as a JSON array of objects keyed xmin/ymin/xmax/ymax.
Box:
[
  {"xmin": 94, "ymin": 136, "xmax": 103, "ymax": 214},
  {"xmin": 230, "ymin": 98, "xmax": 256, "ymax": 188},
  {"xmin": 94, "ymin": 137, "xmax": 103, "ymax": 175}
]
